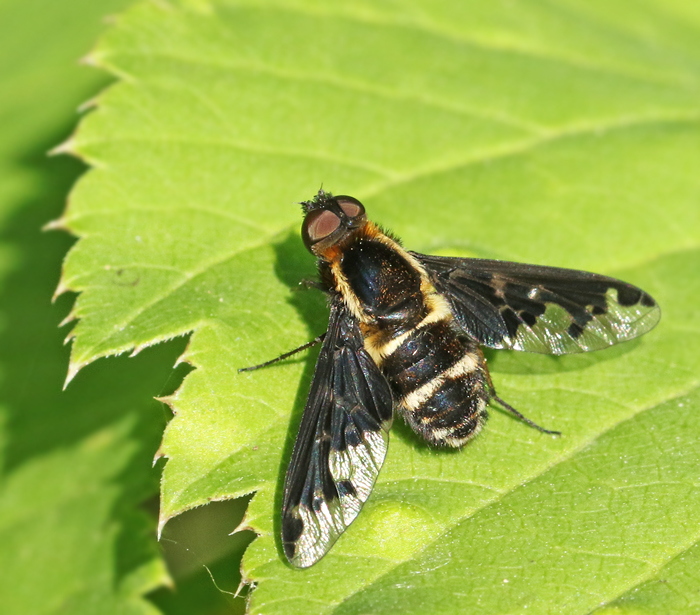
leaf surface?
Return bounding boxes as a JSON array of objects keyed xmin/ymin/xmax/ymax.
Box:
[
  {"xmin": 0, "ymin": 0, "xmax": 180, "ymax": 613},
  {"xmin": 62, "ymin": 1, "xmax": 700, "ymax": 612}
]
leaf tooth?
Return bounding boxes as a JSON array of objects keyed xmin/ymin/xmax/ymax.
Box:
[
  {"xmin": 129, "ymin": 343, "xmax": 149, "ymax": 358},
  {"xmin": 78, "ymin": 96, "xmax": 100, "ymax": 113},
  {"xmin": 63, "ymin": 359, "xmax": 86, "ymax": 389},
  {"xmin": 52, "ymin": 277, "xmax": 72, "ymax": 303},
  {"xmin": 234, "ymin": 579, "xmax": 248, "ymax": 599},
  {"xmin": 174, "ymin": 346, "xmax": 193, "ymax": 368},
  {"xmin": 47, "ymin": 138, "xmax": 77, "ymax": 157},
  {"xmin": 155, "ymin": 394, "xmax": 177, "ymax": 414},
  {"xmin": 58, "ymin": 310, "xmax": 77, "ymax": 328},
  {"xmin": 43, "ymin": 217, "xmax": 69, "ymax": 233},
  {"xmin": 157, "ymin": 510, "xmax": 176, "ymax": 540},
  {"xmin": 152, "ymin": 446, "xmax": 167, "ymax": 467},
  {"xmin": 230, "ymin": 513, "xmax": 254, "ymax": 536},
  {"xmin": 79, "ymin": 51, "xmax": 100, "ymax": 67}
]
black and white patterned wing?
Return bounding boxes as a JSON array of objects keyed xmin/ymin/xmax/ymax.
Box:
[
  {"xmin": 414, "ymin": 253, "xmax": 660, "ymax": 355},
  {"xmin": 282, "ymin": 296, "xmax": 393, "ymax": 568}
]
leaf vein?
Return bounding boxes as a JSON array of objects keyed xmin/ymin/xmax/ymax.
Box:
[
  {"xmin": 107, "ymin": 49, "xmax": 546, "ymax": 135},
  {"xmin": 328, "ymin": 384, "xmax": 700, "ymax": 611},
  {"xmin": 236, "ymin": 2, "xmax": 696, "ymax": 89},
  {"xmin": 363, "ymin": 112, "xmax": 700, "ymax": 198}
]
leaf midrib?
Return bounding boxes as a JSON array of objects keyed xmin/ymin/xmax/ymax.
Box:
[{"xmin": 69, "ymin": 105, "xmax": 700, "ymax": 372}]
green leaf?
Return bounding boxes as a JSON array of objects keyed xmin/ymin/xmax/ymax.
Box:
[
  {"xmin": 0, "ymin": 0, "xmax": 174, "ymax": 613},
  {"xmin": 61, "ymin": 0, "xmax": 700, "ymax": 612}
]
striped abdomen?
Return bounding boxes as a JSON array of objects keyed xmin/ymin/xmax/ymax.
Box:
[
  {"xmin": 330, "ymin": 228, "xmax": 489, "ymax": 447},
  {"xmin": 381, "ymin": 317, "xmax": 489, "ymax": 447}
]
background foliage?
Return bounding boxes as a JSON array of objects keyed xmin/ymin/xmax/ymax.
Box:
[
  {"xmin": 0, "ymin": 0, "xmax": 246, "ymax": 613},
  {"xmin": 1, "ymin": 1, "xmax": 699, "ymax": 614}
]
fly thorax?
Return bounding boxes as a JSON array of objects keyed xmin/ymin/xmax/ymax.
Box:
[{"xmin": 339, "ymin": 238, "xmax": 424, "ymax": 325}]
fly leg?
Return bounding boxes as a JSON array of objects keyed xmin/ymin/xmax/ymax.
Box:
[
  {"xmin": 238, "ymin": 333, "xmax": 326, "ymax": 372},
  {"xmin": 478, "ymin": 351, "xmax": 561, "ymax": 436}
]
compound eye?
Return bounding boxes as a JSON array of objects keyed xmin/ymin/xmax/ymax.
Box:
[
  {"xmin": 338, "ymin": 198, "xmax": 365, "ymax": 218},
  {"xmin": 304, "ymin": 210, "xmax": 341, "ymax": 244}
]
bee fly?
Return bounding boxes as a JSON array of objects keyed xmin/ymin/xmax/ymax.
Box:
[{"xmin": 240, "ymin": 190, "xmax": 660, "ymax": 568}]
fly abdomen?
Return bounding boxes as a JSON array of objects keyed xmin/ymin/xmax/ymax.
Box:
[
  {"xmin": 381, "ymin": 319, "xmax": 489, "ymax": 448},
  {"xmin": 405, "ymin": 364, "xmax": 488, "ymax": 447}
]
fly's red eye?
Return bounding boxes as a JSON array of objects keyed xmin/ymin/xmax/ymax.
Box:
[
  {"xmin": 306, "ymin": 210, "xmax": 341, "ymax": 243},
  {"xmin": 338, "ymin": 200, "xmax": 362, "ymax": 218},
  {"xmin": 301, "ymin": 195, "xmax": 366, "ymax": 254}
]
